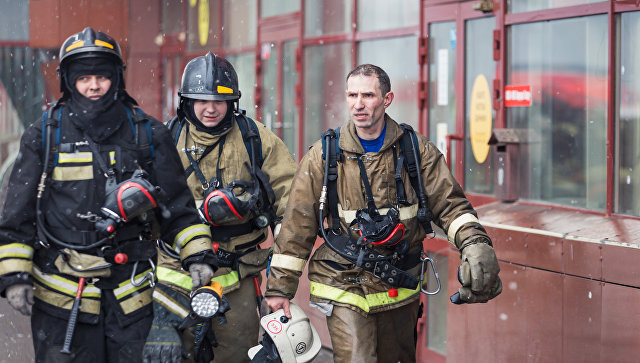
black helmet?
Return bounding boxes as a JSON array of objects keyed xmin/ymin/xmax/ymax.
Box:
[
  {"xmin": 178, "ymin": 52, "xmax": 240, "ymax": 101},
  {"xmin": 58, "ymin": 27, "xmax": 125, "ymax": 95}
]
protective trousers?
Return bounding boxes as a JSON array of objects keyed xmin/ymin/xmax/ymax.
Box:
[
  {"xmin": 211, "ymin": 277, "xmax": 260, "ymax": 363},
  {"xmin": 326, "ymin": 299, "xmax": 420, "ymax": 363},
  {"xmin": 31, "ymin": 294, "xmax": 153, "ymax": 363}
]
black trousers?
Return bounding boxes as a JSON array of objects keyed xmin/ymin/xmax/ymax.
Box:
[{"xmin": 31, "ymin": 294, "xmax": 152, "ymax": 363}]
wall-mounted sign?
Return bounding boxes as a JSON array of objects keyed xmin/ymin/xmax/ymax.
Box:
[
  {"xmin": 469, "ymin": 74, "xmax": 492, "ymax": 164},
  {"xmin": 505, "ymin": 85, "xmax": 532, "ymax": 107}
]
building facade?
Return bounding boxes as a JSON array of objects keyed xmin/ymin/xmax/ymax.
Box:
[{"xmin": 1, "ymin": 0, "xmax": 640, "ymax": 361}]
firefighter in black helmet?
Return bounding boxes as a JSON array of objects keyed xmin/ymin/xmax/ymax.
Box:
[
  {"xmin": 143, "ymin": 52, "xmax": 297, "ymax": 362},
  {"xmin": 0, "ymin": 27, "xmax": 217, "ymax": 362}
]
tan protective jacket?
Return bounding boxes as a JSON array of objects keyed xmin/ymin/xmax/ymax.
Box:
[
  {"xmin": 266, "ymin": 115, "xmax": 489, "ymax": 315},
  {"xmin": 157, "ymin": 115, "xmax": 297, "ymax": 296}
]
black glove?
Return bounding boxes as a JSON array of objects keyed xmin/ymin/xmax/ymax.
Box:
[{"xmin": 143, "ymin": 284, "xmax": 189, "ymax": 363}]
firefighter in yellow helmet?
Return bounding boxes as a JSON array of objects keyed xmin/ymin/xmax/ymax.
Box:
[
  {"xmin": 264, "ymin": 64, "xmax": 502, "ymax": 362},
  {"xmin": 0, "ymin": 27, "xmax": 216, "ymax": 362},
  {"xmin": 143, "ymin": 53, "xmax": 297, "ymax": 362}
]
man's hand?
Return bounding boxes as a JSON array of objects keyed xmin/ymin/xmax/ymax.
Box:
[
  {"xmin": 6, "ymin": 284, "xmax": 34, "ymax": 316},
  {"xmin": 265, "ymin": 296, "xmax": 291, "ymax": 318},
  {"xmin": 189, "ymin": 263, "xmax": 214, "ymax": 289},
  {"xmin": 457, "ymin": 238, "xmax": 502, "ymax": 303}
]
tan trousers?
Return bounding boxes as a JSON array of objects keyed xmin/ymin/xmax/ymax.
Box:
[
  {"xmin": 211, "ymin": 277, "xmax": 261, "ymax": 363},
  {"xmin": 326, "ymin": 299, "xmax": 420, "ymax": 363}
]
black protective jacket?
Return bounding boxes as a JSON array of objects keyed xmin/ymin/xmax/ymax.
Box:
[{"xmin": 0, "ymin": 101, "xmax": 213, "ymax": 325}]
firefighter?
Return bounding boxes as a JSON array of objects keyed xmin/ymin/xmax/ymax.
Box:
[
  {"xmin": 0, "ymin": 27, "xmax": 216, "ymax": 362},
  {"xmin": 264, "ymin": 64, "xmax": 502, "ymax": 363},
  {"xmin": 143, "ymin": 53, "xmax": 297, "ymax": 362}
]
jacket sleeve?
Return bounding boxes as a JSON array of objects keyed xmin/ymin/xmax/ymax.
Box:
[
  {"xmin": 256, "ymin": 124, "xmax": 297, "ymax": 219},
  {"xmin": 417, "ymin": 135, "xmax": 490, "ymax": 250},
  {"xmin": 0, "ymin": 122, "xmax": 43, "ymax": 295},
  {"xmin": 265, "ymin": 142, "xmax": 324, "ymax": 299},
  {"xmin": 150, "ymin": 121, "xmax": 213, "ymax": 268}
]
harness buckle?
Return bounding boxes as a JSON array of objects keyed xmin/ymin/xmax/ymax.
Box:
[{"xmin": 419, "ymin": 252, "xmax": 441, "ymax": 295}]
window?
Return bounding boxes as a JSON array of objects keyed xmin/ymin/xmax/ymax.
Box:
[
  {"xmin": 617, "ymin": 12, "xmax": 640, "ymax": 217},
  {"xmin": 465, "ymin": 17, "xmax": 495, "ymax": 195},
  {"xmin": 358, "ymin": 36, "xmax": 419, "ymax": 130},
  {"xmin": 428, "ymin": 21, "xmax": 457, "ymax": 167},
  {"xmin": 507, "ymin": 15, "xmax": 608, "ymax": 210},
  {"xmin": 357, "ymin": 0, "xmax": 418, "ymax": 32},
  {"xmin": 261, "ymin": 0, "xmax": 299, "ymax": 18},
  {"xmin": 426, "ymin": 251, "xmax": 448, "ymax": 355},
  {"xmin": 508, "ymin": 0, "xmax": 601, "ymax": 13},
  {"xmin": 0, "ymin": 0, "xmax": 28, "ymax": 41},
  {"xmin": 282, "ymin": 41, "xmax": 299, "ymax": 157},
  {"xmin": 304, "ymin": 0, "xmax": 351, "ymax": 37},
  {"xmin": 303, "ymin": 43, "xmax": 350, "ymax": 150},
  {"xmin": 226, "ymin": 52, "xmax": 256, "ymax": 114},
  {"xmin": 223, "ymin": 0, "xmax": 257, "ymax": 48}
]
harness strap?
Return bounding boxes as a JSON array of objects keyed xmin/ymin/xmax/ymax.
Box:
[
  {"xmin": 322, "ymin": 233, "xmax": 418, "ymax": 290},
  {"xmin": 354, "ymin": 155, "xmax": 378, "ymax": 214}
]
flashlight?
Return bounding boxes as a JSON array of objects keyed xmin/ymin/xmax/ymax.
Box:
[{"xmin": 190, "ymin": 281, "xmax": 224, "ymax": 319}]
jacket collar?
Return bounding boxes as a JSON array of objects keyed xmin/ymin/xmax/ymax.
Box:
[{"xmin": 339, "ymin": 113, "xmax": 405, "ymax": 154}]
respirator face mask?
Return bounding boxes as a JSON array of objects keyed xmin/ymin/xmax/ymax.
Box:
[
  {"xmin": 355, "ymin": 207, "xmax": 406, "ymax": 247},
  {"xmin": 200, "ymin": 180, "xmax": 259, "ymax": 226}
]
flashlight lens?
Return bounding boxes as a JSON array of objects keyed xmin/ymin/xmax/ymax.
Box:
[{"xmin": 191, "ymin": 292, "xmax": 220, "ymax": 318}]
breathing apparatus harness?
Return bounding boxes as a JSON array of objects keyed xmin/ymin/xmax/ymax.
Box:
[
  {"xmin": 164, "ymin": 110, "xmax": 277, "ymax": 269},
  {"xmin": 319, "ymin": 124, "xmax": 440, "ymax": 295},
  {"xmin": 36, "ymin": 102, "xmax": 163, "ymax": 285}
]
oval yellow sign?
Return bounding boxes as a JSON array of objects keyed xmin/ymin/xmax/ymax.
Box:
[
  {"xmin": 198, "ymin": 0, "xmax": 210, "ymax": 47},
  {"xmin": 469, "ymin": 74, "xmax": 492, "ymax": 164}
]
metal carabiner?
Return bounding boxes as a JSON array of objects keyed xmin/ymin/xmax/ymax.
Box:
[
  {"xmin": 419, "ymin": 252, "xmax": 441, "ymax": 295},
  {"xmin": 130, "ymin": 258, "xmax": 156, "ymax": 288}
]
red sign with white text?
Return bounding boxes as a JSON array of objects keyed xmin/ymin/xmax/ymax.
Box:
[{"xmin": 504, "ymin": 85, "xmax": 532, "ymax": 107}]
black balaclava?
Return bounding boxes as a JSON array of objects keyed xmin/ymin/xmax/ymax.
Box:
[
  {"xmin": 65, "ymin": 56, "xmax": 127, "ymax": 142},
  {"xmin": 184, "ymin": 99, "xmax": 235, "ymax": 135}
]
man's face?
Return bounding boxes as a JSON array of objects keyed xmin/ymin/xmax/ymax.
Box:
[
  {"xmin": 193, "ymin": 100, "xmax": 228, "ymax": 127},
  {"xmin": 75, "ymin": 75, "xmax": 112, "ymax": 100},
  {"xmin": 346, "ymin": 74, "xmax": 393, "ymax": 130}
]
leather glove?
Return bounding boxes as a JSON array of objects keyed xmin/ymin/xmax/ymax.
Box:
[
  {"xmin": 143, "ymin": 284, "xmax": 189, "ymax": 363},
  {"xmin": 6, "ymin": 284, "xmax": 34, "ymax": 316},
  {"xmin": 457, "ymin": 237, "xmax": 502, "ymax": 303},
  {"xmin": 189, "ymin": 263, "xmax": 214, "ymax": 289}
]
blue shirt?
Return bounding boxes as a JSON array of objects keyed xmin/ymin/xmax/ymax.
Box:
[{"xmin": 358, "ymin": 124, "xmax": 387, "ymax": 153}]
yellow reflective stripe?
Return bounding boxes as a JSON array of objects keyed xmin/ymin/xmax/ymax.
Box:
[
  {"xmin": 310, "ymin": 282, "xmax": 369, "ymax": 312},
  {"xmin": 32, "ymin": 267, "xmax": 101, "ymax": 298},
  {"xmin": 114, "ymin": 269, "xmax": 151, "ymax": 299},
  {"xmin": 65, "ymin": 40, "xmax": 85, "ymax": 52},
  {"xmin": 120, "ymin": 288, "xmax": 152, "ymax": 314},
  {"xmin": 309, "ymin": 281, "xmax": 420, "ymax": 313},
  {"xmin": 0, "ymin": 243, "xmax": 34, "ymax": 259},
  {"xmin": 0, "ymin": 259, "xmax": 32, "ymax": 275},
  {"xmin": 270, "ymin": 254, "xmax": 306, "ymax": 272},
  {"xmin": 157, "ymin": 266, "xmax": 193, "ymax": 291},
  {"xmin": 217, "ymin": 85, "xmax": 233, "ymax": 94},
  {"xmin": 338, "ymin": 204, "xmax": 418, "ymax": 224},
  {"xmin": 57, "ymin": 152, "xmax": 92, "ymax": 163},
  {"xmin": 94, "ymin": 39, "xmax": 114, "ymax": 49},
  {"xmin": 52, "ymin": 165, "xmax": 93, "ymax": 181},
  {"xmin": 109, "ymin": 151, "xmax": 116, "ymax": 165},
  {"xmin": 152, "ymin": 288, "xmax": 189, "ymax": 319},
  {"xmin": 447, "ymin": 213, "xmax": 480, "ymax": 245},
  {"xmin": 34, "ymin": 284, "xmax": 101, "ymax": 315},
  {"xmin": 212, "ymin": 270, "xmax": 239, "ymax": 288},
  {"xmin": 174, "ymin": 224, "xmax": 211, "ymax": 249}
]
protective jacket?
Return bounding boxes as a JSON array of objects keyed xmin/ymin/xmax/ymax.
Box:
[
  {"xmin": 157, "ymin": 114, "xmax": 296, "ymax": 294},
  {"xmin": 0, "ymin": 102, "xmax": 213, "ymax": 326},
  {"xmin": 266, "ymin": 115, "xmax": 490, "ymax": 315}
]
